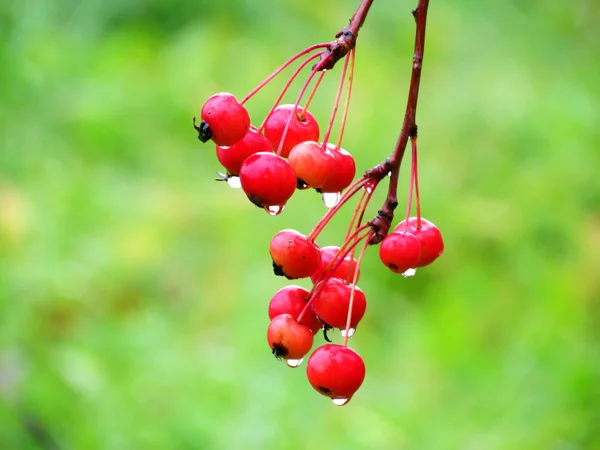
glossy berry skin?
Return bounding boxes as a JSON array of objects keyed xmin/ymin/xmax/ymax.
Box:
[
  {"xmin": 311, "ymin": 278, "xmax": 366, "ymax": 329},
  {"xmin": 270, "ymin": 230, "xmax": 321, "ymax": 280},
  {"xmin": 216, "ymin": 126, "xmax": 272, "ymax": 175},
  {"xmin": 394, "ymin": 217, "xmax": 444, "ymax": 267},
  {"xmin": 268, "ymin": 285, "xmax": 321, "ymax": 334},
  {"xmin": 287, "ymin": 141, "xmax": 335, "ymax": 190},
  {"xmin": 198, "ymin": 93, "xmax": 250, "ymax": 146},
  {"xmin": 310, "ymin": 246, "xmax": 360, "ymax": 284},
  {"xmin": 264, "ymin": 105, "xmax": 320, "ymax": 158},
  {"xmin": 319, "ymin": 144, "xmax": 356, "ymax": 193},
  {"xmin": 379, "ymin": 231, "xmax": 422, "ymax": 273},
  {"xmin": 239, "ymin": 152, "xmax": 297, "ymax": 208},
  {"xmin": 306, "ymin": 344, "xmax": 366, "ymax": 402},
  {"xmin": 267, "ymin": 314, "xmax": 314, "ymax": 360}
]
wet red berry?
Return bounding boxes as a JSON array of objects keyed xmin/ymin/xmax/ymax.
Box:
[
  {"xmin": 267, "ymin": 314, "xmax": 314, "ymax": 360},
  {"xmin": 379, "ymin": 231, "xmax": 422, "ymax": 273},
  {"xmin": 270, "ymin": 229, "xmax": 321, "ymax": 279},
  {"xmin": 306, "ymin": 344, "xmax": 366, "ymax": 404},
  {"xmin": 319, "ymin": 144, "xmax": 356, "ymax": 193},
  {"xmin": 216, "ymin": 126, "xmax": 272, "ymax": 175},
  {"xmin": 288, "ymin": 141, "xmax": 335, "ymax": 189},
  {"xmin": 268, "ymin": 285, "xmax": 321, "ymax": 334},
  {"xmin": 197, "ymin": 92, "xmax": 250, "ymax": 146},
  {"xmin": 264, "ymin": 105, "xmax": 320, "ymax": 158},
  {"xmin": 239, "ymin": 152, "xmax": 297, "ymax": 210},
  {"xmin": 310, "ymin": 278, "xmax": 366, "ymax": 330},
  {"xmin": 394, "ymin": 217, "xmax": 444, "ymax": 266},
  {"xmin": 310, "ymin": 246, "xmax": 360, "ymax": 284}
]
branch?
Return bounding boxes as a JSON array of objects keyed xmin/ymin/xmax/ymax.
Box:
[
  {"xmin": 315, "ymin": 0, "xmax": 375, "ymax": 71},
  {"xmin": 366, "ymin": 0, "xmax": 430, "ymax": 244}
]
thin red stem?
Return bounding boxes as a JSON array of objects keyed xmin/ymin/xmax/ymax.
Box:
[
  {"xmin": 336, "ymin": 48, "xmax": 356, "ymax": 150},
  {"xmin": 300, "ymin": 70, "xmax": 326, "ymax": 119},
  {"xmin": 345, "ymin": 188, "xmax": 368, "ymax": 240},
  {"xmin": 343, "ymin": 230, "xmax": 373, "ymax": 347},
  {"xmin": 297, "ymin": 227, "xmax": 371, "ymax": 324},
  {"xmin": 403, "ymin": 140, "xmax": 416, "ymax": 232},
  {"xmin": 321, "ymin": 52, "xmax": 350, "ymax": 149},
  {"xmin": 275, "ymin": 65, "xmax": 321, "ymax": 156},
  {"xmin": 412, "ymin": 137, "xmax": 422, "ymax": 227},
  {"xmin": 307, "ymin": 176, "xmax": 370, "ymax": 242},
  {"xmin": 241, "ymin": 43, "xmax": 329, "ymax": 105},
  {"xmin": 257, "ymin": 52, "xmax": 323, "ymax": 133}
]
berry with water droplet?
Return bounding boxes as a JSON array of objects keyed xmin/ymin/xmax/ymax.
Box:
[
  {"xmin": 270, "ymin": 230, "xmax": 322, "ymax": 280},
  {"xmin": 379, "ymin": 231, "xmax": 422, "ymax": 273},
  {"xmin": 310, "ymin": 278, "xmax": 366, "ymax": 330},
  {"xmin": 240, "ymin": 152, "xmax": 297, "ymax": 209},
  {"xmin": 267, "ymin": 314, "xmax": 314, "ymax": 360},
  {"xmin": 306, "ymin": 344, "xmax": 366, "ymax": 403},
  {"xmin": 394, "ymin": 217, "xmax": 444, "ymax": 267},
  {"xmin": 319, "ymin": 144, "xmax": 356, "ymax": 193},
  {"xmin": 216, "ymin": 126, "xmax": 272, "ymax": 176},
  {"xmin": 288, "ymin": 141, "xmax": 335, "ymax": 189},
  {"xmin": 195, "ymin": 93, "xmax": 250, "ymax": 146},
  {"xmin": 264, "ymin": 105, "xmax": 320, "ymax": 158},
  {"xmin": 268, "ymin": 285, "xmax": 322, "ymax": 334},
  {"xmin": 310, "ymin": 246, "xmax": 360, "ymax": 284}
]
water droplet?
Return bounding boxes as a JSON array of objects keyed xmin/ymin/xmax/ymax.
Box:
[
  {"xmin": 331, "ymin": 397, "xmax": 350, "ymax": 406},
  {"xmin": 340, "ymin": 328, "xmax": 356, "ymax": 338},
  {"xmin": 321, "ymin": 192, "xmax": 341, "ymax": 208},
  {"xmin": 227, "ymin": 176, "xmax": 242, "ymax": 189},
  {"xmin": 387, "ymin": 171, "xmax": 392, "ymax": 177},
  {"xmin": 402, "ymin": 268, "xmax": 417, "ymax": 278},
  {"xmin": 285, "ymin": 358, "xmax": 303, "ymax": 368},
  {"xmin": 264, "ymin": 205, "xmax": 284, "ymax": 216}
]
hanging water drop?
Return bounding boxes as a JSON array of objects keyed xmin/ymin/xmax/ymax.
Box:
[
  {"xmin": 227, "ymin": 176, "xmax": 242, "ymax": 189},
  {"xmin": 264, "ymin": 205, "xmax": 284, "ymax": 216},
  {"xmin": 340, "ymin": 328, "xmax": 356, "ymax": 338},
  {"xmin": 285, "ymin": 358, "xmax": 303, "ymax": 368},
  {"xmin": 402, "ymin": 268, "xmax": 417, "ymax": 278},
  {"xmin": 331, "ymin": 397, "xmax": 350, "ymax": 406},
  {"xmin": 321, "ymin": 191, "xmax": 341, "ymax": 208}
]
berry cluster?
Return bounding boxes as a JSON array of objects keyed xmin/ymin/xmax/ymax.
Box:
[{"xmin": 193, "ymin": 0, "xmax": 437, "ymax": 405}]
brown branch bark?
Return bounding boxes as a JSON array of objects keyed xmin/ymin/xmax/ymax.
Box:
[
  {"xmin": 366, "ymin": 0, "xmax": 430, "ymax": 244},
  {"xmin": 315, "ymin": 0, "xmax": 375, "ymax": 71}
]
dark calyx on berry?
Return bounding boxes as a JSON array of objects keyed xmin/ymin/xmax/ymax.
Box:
[
  {"xmin": 271, "ymin": 261, "xmax": 299, "ymax": 280},
  {"xmin": 317, "ymin": 386, "xmax": 333, "ymax": 396},
  {"xmin": 296, "ymin": 178, "xmax": 308, "ymax": 190},
  {"xmin": 322, "ymin": 322, "xmax": 333, "ymax": 343},
  {"xmin": 271, "ymin": 343, "xmax": 289, "ymax": 359},
  {"xmin": 193, "ymin": 117, "xmax": 212, "ymax": 143},
  {"xmin": 272, "ymin": 261, "xmax": 285, "ymax": 277}
]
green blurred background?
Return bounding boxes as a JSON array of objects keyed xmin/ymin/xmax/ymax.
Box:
[{"xmin": 1, "ymin": 0, "xmax": 599, "ymax": 448}]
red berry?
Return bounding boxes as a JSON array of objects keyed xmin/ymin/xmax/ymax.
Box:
[
  {"xmin": 379, "ymin": 231, "xmax": 422, "ymax": 273},
  {"xmin": 306, "ymin": 344, "xmax": 366, "ymax": 404},
  {"xmin": 394, "ymin": 217, "xmax": 444, "ymax": 266},
  {"xmin": 268, "ymin": 285, "xmax": 321, "ymax": 334},
  {"xmin": 310, "ymin": 246, "xmax": 360, "ymax": 284},
  {"xmin": 239, "ymin": 152, "xmax": 297, "ymax": 209},
  {"xmin": 264, "ymin": 105, "xmax": 320, "ymax": 158},
  {"xmin": 216, "ymin": 126, "xmax": 272, "ymax": 175},
  {"xmin": 288, "ymin": 141, "xmax": 335, "ymax": 189},
  {"xmin": 196, "ymin": 92, "xmax": 250, "ymax": 146},
  {"xmin": 319, "ymin": 144, "xmax": 356, "ymax": 193},
  {"xmin": 270, "ymin": 229, "xmax": 321, "ymax": 279},
  {"xmin": 310, "ymin": 278, "xmax": 366, "ymax": 330},
  {"xmin": 267, "ymin": 314, "xmax": 314, "ymax": 360}
]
